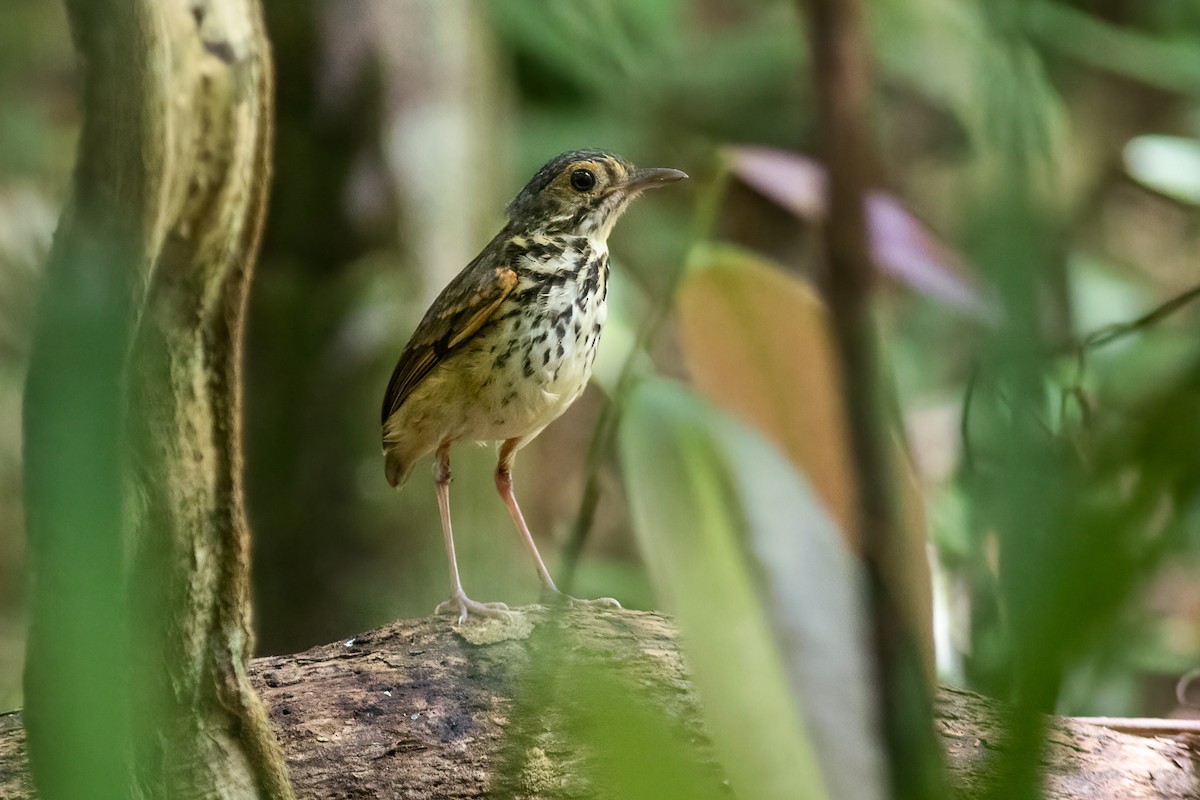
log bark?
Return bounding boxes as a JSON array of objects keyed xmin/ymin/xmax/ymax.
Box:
[
  {"xmin": 2, "ymin": 608, "xmax": 1195, "ymax": 799},
  {"xmin": 20, "ymin": 0, "xmax": 291, "ymax": 797}
]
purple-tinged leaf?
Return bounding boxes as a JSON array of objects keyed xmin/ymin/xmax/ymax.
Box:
[
  {"xmin": 864, "ymin": 192, "xmax": 986, "ymax": 313},
  {"xmin": 727, "ymin": 146, "xmax": 828, "ymax": 219},
  {"xmin": 727, "ymin": 146, "xmax": 990, "ymax": 316}
]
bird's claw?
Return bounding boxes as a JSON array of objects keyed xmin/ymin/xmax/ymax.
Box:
[
  {"xmin": 435, "ymin": 593, "xmax": 511, "ymax": 624},
  {"xmin": 542, "ymin": 589, "xmax": 621, "ymax": 611},
  {"xmin": 571, "ymin": 595, "xmax": 621, "ymax": 610}
]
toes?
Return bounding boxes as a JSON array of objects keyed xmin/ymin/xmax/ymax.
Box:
[
  {"xmin": 470, "ymin": 602, "xmax": 513, "ymax": 620},
  {"xmin": 543, "ymin": 593, "xmax": 622, "ymax": 610},
  {"xmin": 435, "ymin": 594, "xmax": 512, "ymax": 623},
  {"xmin": 570, "ymin": 595, "xmax": 621, "ymax": 610}
]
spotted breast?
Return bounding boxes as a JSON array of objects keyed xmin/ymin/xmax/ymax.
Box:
[
  {"xmin": 378, "ymin": 149, "xmax": 685, "ymax": 622},
  {"xmin": 450, "ymin": 233, "xmax": 609, "ymax": 442}
]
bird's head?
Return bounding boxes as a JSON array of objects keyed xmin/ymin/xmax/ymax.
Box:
[{"xmin": 505, "ymin": 149, "xmax": 687, "ymax": 239}]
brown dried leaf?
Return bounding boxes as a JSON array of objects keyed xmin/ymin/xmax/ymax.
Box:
[
  {"xmin": 677, "ymin": 245, "xmax": 859, "ymax": 548},
  {"xmin": 675, "ymin": 245, "xmax": 934, "ymax": 679}
]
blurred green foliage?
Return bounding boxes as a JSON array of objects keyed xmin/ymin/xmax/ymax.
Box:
[
  {"xmin": 0, "ymin": 0, "xmax": 74, "ymax": 712},
  {"xmin": 4, "ymin": 0, "xmax": 1200, "ymax": 795},
  {"xmin": 621, "ymin": 378, "xmax": 833, "ymax": 800},
  {"xmin": 21, "ymin": 225, "xmax": 131, "ymax": 798}
]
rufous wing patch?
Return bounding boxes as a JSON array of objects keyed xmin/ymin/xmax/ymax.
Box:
[
  {"xmin": 382, "ymin": 265, "xmax": 519, "ymax": 425},
  {"xmin": 449, "ymin": 268, "xmax": 517, "ymax": 348}
]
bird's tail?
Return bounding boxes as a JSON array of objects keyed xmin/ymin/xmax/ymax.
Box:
[{"xmin": 384, "ymin": 448, "xmax": 414, "ymax": 489}]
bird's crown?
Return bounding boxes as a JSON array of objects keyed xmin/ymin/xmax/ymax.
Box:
[{"xmin": 505, "ymin": 149, "xmax": 685, "ymax": 238}]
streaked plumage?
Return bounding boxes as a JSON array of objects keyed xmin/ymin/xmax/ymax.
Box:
[{"xmin": 381, "ymin": 149, "xmax": 686, "ymax": 622}]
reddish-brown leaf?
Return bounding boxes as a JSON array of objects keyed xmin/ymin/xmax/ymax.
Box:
[{"xmin": 676, "ymin": 245, "xmax": 935, "ymax": 679}]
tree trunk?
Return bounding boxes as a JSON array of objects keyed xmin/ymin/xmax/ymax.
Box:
[
  {"xmin": 21, "ymin": 0, "xmax": 291, "ymax": 797},
  {"xmin": 2, "ymin": 609, "xmax": 1195, "ymax": 799}
]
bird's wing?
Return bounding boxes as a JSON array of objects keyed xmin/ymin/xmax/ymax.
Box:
[{"xmin": 381, "ymin": 255, "xmax": 519, "ymax": 425}]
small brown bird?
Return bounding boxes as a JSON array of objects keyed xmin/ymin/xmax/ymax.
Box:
[{"xmin": 381, "ymin": 149, "xmax": 686, "ymax": 622}]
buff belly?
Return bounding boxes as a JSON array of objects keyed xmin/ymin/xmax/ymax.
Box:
[{"xmin": 382, "ymin": 292, "xmax": 606, "ymax": 487}]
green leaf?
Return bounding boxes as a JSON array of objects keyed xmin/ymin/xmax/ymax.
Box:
[
  {"xmin": 871, "ymin": 0, "xmax": 1068, "ymax": 169},
  {"xmin": 621, "ymin": 378, "xmax": 886, "ymax": 800},
  {"xmin": 1026, "ymin": 2, "xmax": 1200, "ymax": 95}
]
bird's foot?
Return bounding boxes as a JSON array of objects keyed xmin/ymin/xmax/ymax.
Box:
[
  {"xmin": 435, "ymin": 592, "xmax": 511, "ymax": 625},
  {"xmin": 541, "ymin": 589, "xmax": 621, "ymax": 611}
]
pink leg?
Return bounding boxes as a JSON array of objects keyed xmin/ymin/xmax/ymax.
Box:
[
  {"xmin": 496, "ymin": 439, "xmax": 559, "ymax": 593},
  {"xmin": 496, "ymin": 439, "xmax": 620, "ymax": 610},
  {"xmin": 432, "ymin": 443, "xmax": 510, "ymax": 623}
]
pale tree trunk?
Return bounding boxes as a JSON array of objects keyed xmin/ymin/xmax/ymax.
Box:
[{"xmin": 21, "ymin": 0, "xmax": 292, "ymax": 797}]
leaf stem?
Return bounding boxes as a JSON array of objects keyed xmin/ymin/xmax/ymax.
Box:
[{"xmin": 559, "ymin": 160, "xmax": 728, "ymax": 592}]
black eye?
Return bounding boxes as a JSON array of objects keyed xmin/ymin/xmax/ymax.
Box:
[{"xmin": 569, "ymin": 168, "xmax": 596, "ymax": 192}]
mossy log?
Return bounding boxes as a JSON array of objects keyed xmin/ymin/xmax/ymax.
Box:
[{"xmin": 2, "ymin": 608, "xmax": 1198, "ymax": 799}]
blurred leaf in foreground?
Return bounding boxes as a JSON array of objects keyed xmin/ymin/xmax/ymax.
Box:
[
  {"xmin": 1026, "ymin": 2, "xmax": 1200, "ymax": 95},
  {"xmin": 676, "ymin": 244, "xmax": 935, "ymax": 681},
  {"xmin": 562, "ymin": 665, "xmax": 725, "ymax": 800},
  {"xmin": 23, "ymin": 226, "xmax": 132, "ymax": 798},
  {"xmin": 621, "ymin": 377, "xmax": 887, "ymax": 800},
  {"xmin": 505, "ymin": 646, "xmax": 729, "ymax": 800}
]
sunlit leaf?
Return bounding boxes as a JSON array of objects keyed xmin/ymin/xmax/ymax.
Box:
[
  {"xmin": 727, "ymin": 146, "xmax": 988, "ymax": 315},
  {"xmin": 621, "ymin": 378, "xmax": 891, "ymax": 800},
  {"xmin": 703, "ymin": 390, "xmax": 892, "ymax": 800},
  {"xmin": 1123, "ymin": 135, "xmax": 1200, "ymax": 206}
]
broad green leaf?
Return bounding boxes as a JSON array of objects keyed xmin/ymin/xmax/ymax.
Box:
[{"xmin": 621, "ymin": 378, "xmax": 888, "ymax": 800}]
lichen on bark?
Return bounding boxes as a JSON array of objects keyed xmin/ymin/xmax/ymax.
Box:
[{"xmin": 21, "ymin": 0, "xmax": 292, "ymax": 797}]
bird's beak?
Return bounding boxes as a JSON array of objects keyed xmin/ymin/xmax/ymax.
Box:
[{"xmin": 621, "ymin": 167, "xmax": 688, "ymax": 193}]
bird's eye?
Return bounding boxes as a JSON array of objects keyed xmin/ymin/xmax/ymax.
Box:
[{"xmin": 569, "ymin": 168, "xmax": 596, "ymax": 192}]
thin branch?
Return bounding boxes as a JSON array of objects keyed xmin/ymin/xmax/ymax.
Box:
[
  {"xmin": 797, "ymin": 0, "xmax": 947, "ymax": 797},
  {"xmin": 960, "ymin": 362, "xmax": 980, "ymax": 475},
  {"xmin": 1084, "ymin": 283, "xmax": 1200, "ymax": 350},
  {"xmin": 559, "ymin": 163, "xmax": 727, "ymax": 592}
]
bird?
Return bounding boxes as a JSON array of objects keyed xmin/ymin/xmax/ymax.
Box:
[{"xmin": 381, "ymin": 149, "xmax": 686, "ymax": 623}]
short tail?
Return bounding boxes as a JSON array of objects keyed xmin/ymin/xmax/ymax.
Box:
[{"xmin": 384, "ymin": 448, "xmax": 414, "ymax": 489}]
